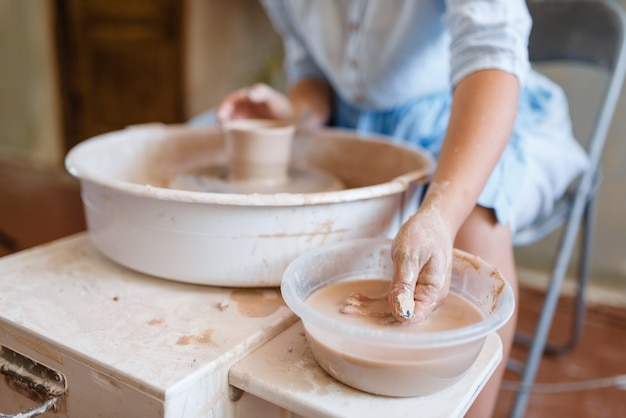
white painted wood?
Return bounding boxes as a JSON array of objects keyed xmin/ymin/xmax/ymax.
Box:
[
  {"xmin": 229, "ymin": 322, "xmax": 502, "ymax": 418},
  {"xmin": 0, "ymin": 234, "xmax": 500, "ymax": 417},
  {"xmin": 0, "ymin": 234, "xmax": 297, "ymax": 417}
]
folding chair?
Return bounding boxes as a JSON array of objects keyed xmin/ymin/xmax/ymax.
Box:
[{"xmin": 509, "ymin": 0, "xmax": 626, "ymax": 417}]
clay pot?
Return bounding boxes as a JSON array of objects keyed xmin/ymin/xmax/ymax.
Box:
[{"xmin": 224, "ymin": 119, "xmax": 295, "ymax": 186}]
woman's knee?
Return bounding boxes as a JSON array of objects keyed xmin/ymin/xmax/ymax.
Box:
[
  {"xmin": 455, "ymin": 206, "xmax": 515, "ymax": 267},
  {"xmin": 455, "ymin": 205, "xmax": 501, "ymax": 248}
]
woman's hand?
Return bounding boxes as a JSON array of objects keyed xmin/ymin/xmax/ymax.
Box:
[
  {"xmin": 387, "ymin": 71, "xmax": 520, "ymax": 324},
  {"xmin": 217, "ymin": 78, "xmax": 333, "ymax": 130},
  {"xmin": 388, "ymin": 204, "xmax": 454, "ymax": 324},
  {"xmin": 217, "ymin": 83, "xmax": 294, "ymax": 124}
]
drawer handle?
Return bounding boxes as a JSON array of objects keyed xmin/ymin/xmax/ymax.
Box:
[{"xmin": 0, "ymin": 345, "xmax": 66, "ymax": 417}]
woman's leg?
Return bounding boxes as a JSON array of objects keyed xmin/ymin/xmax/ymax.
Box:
[{"xmin": 456, "ymin": 205, "xmax": 519, "ymax": 418}]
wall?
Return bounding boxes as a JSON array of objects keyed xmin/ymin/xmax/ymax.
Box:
[
  {"xmin": 184, "ymin": 0, "xmax": 284, "ymax": 119},
  {"xmin": 0, "ymin": 0, "xmax": 281, "ymax": 168},
  {"xmin": 0, "ymin": 0, "xmax": 62, "ymax": 169},
  {"xmin": 1, "ymin": 0, "xmax": 624, "ymax": 287}
]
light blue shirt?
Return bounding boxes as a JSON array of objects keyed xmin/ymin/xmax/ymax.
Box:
[
  {"xmin": 260, "ymin": 0, "xmax": 532, "ymax": 110},
  {"xmin": 255, "ymin": 0, "xmax": 589, "ymax": 232}
]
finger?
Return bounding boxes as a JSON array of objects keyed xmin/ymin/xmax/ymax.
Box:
[
  {"xmin": 411, "ymin": 256, "xmax": 450, "ymax": 324},
  {"xmin": 389, "ymin": 244, "xmax": 421, "ymax": 322},
  {"xmin": 216, "ymin": 102, "xmax": 234, "ymax": 125},
  {"xmin": 216, "ymin": 88, "xmax": 256, "ymax": 122},
  {"xmin": 415, "ymin": 249, "xmax": 449, "ymax": 288},
  {"xmin": 411, "ymin": 281, "xmax": 447, "ymax": 324},
  {"xmin": 248, "ymin": 83, "xmax": 294, "ymax": 120}
]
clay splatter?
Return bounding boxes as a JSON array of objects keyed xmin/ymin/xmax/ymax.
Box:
[
  {"xmin": 176, "ymin": 329, "xmax": 215, "ymax": 346},
  {"xmin": 231, "ymin": 289, "xmax": 285, "ymax": 317}
]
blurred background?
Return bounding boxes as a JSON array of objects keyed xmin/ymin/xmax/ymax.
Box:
[{"xmin": 0, "ymin": 0, "xmax": 624, "ymax": 294}]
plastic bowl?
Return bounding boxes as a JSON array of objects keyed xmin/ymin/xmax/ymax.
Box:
[{"xmin": 281, "ymin": 238, "xmax": 515, "ymax": 397}]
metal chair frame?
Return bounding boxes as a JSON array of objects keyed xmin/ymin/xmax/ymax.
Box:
[{"xmin": 509, "ymin": 1, "xmax": 626, "ymax": 417}]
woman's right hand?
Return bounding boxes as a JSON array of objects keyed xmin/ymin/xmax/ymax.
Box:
[{"xmin": 216, "ymin": 83, "xmax": 294, "ymax": 125}]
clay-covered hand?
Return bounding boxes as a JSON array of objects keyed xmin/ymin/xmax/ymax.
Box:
[
  {"xmin": 388, "ymin": 207, "xmax": 453, "ymax": 324},
  {"xmin": 217, "ymin": 83, "xmax": 294, "ymax": 124}
]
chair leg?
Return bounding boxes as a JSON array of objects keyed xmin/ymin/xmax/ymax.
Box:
[
  {"xmin": 509, "ymin": 244, "xmax": 572, "ymax": 417},
  {"xmin": 509, "ymin": 198, "xmax": 592, "ymax": 417},
  {"xmin": 543, "ymin": 196, "xmax": 595, "ymax": 354},
  {"xmin": 509, "ymin": 167, "xmax": 602, "ymax": 418},
  {"xmin": 512, "ymin": 191, "xmax": 598, "ymax": 360}
]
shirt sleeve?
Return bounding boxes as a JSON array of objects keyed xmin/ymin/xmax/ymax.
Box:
[
  {"xmin": 443, "ymin": 0, "xmax": 532, "ymax": 87},
  {"xmin": 259, "ymin": 0, "xmax": 327, "ymax": 86}
]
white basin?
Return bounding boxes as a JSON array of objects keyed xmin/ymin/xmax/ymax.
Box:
[{"xmin": 65, "ymin": 124, "xmax": 433, "ymax": 287}]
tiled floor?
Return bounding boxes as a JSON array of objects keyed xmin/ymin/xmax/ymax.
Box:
[
  {"xmin": 1, "ymin": 160, "xmax": 625, "ymax": 417},
  {"xmin": 497, "ymin": 287, "xmax": 626, "ymax": 417}
]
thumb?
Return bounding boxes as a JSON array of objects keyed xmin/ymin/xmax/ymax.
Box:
[
  {"xmin": 389, "ymin": 249, "xmax": 419, "ymax": 322},
  {"xmin": 247, "ymin": 83, "xmax": 294, "ymax": 120}
]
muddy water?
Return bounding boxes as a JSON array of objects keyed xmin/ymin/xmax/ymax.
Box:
[
  {"xmin": 307, "ymin": 279, "xmax": 484, "ymax": 331},
  {"xmin": 304, "ymin": 279, "xmax": 486, "ymax": 396}
]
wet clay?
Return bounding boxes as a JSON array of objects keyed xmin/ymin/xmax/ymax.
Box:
[
  {"xmin": 169, "ymin": 166, "xmax": 345, "ymax": 194},
  {"xmin": 168, "ymin": 119, "xmax": 346, "ymax": 194},
  {"xmin": 226, "ymin": 119, "xmax": 295, "ymax": 185},
  {"xmin": 176, "ymin": 329, "xmax": 215, "ymax": 346},
  {"xmin": 307, "ymin": 279, "xmax": 484, "ymax": 332},
  {"xmin": 231, "ymin": 289, "xmax": 285, "ymax": 318},
  {"xmin": 304, "ymin": 279, "xmax": 486, "ymax": 397}
]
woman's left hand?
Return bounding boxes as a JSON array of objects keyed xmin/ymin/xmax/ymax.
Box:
[{"xmin": 388, "ymin": 206, "xmax": 454, "ymax": 324}]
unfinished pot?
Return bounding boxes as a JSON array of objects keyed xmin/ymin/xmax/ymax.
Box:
[
  {"xmin": 65, "ymin": 124, "xmax": 433, "ymax": 287},
  {"xmin": 223, "ymin": 118, "xmax": 295, "ymax": 186}
]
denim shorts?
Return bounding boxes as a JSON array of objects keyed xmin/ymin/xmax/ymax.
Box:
[{"xmin": 332, "ymin": 70, "xmax": 589, "ymax": 233}]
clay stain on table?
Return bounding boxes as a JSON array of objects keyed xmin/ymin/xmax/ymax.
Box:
[
  {"xmin": 231, "ymin": 289, "xmax": 285, "ymax": 318},
  {"xmin": 272, "ymin": 332, "xmax": 334, "ymax": 396},
  {"xmin": 176, "ymin": 329, "xmax": 215, "ymax": 346}
]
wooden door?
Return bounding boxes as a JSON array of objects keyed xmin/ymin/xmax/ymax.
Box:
[{"xmin": 54, "ymin": 0, "xmax": 185, "ymax": 150}]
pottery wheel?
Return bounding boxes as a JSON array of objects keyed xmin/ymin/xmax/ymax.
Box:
[{"xmin": 168, "ymin": 166, "xmax": 346, "ymax": 194}]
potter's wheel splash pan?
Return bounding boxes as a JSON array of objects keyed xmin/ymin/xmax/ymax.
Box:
[{"xmin": 65, "ymin": 124, "xmax": 434, "ymax": 287}]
